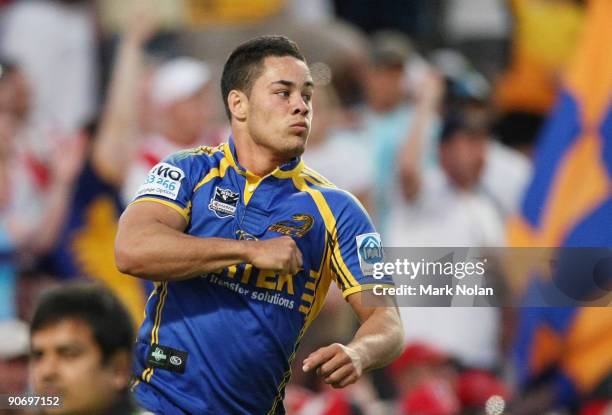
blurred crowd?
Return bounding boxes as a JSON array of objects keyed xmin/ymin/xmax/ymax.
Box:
[{"xmin": 1, "ymin": 0, "xmax": 611, "ymax": 414}]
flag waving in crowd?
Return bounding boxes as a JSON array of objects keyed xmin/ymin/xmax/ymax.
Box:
[{"xmin": 509, "ymin": 0, "xmax": 612, "ymax": 412}]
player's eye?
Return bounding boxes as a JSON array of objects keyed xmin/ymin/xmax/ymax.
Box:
[
  {"xmin": 276, "ymin": 90, "xmax": 290, "ymax": 98},
  {"xmin": 302, "ymin": 93, "xmax": 312, "ymax": 102}
]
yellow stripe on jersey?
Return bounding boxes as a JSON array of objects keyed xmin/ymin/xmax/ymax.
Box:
[
  {"xmin": 302, "ymin": 166, "xmax": 335, "ymax": 187},
  {"xmin": 145, "ymin": 282, "xmax": 169, "ymax": 383},
  {"xmin": 140, "ymin": 368, "xmax": 152, "ymax": 383},
  {"xmin": 267, "ymin": 267, "xmax": 334, "ymax": 415},
  {"xmin": 193, "ymin": 156, "xmax": 231, "ymax": 192},
  {"xmin": 129, "ymin": 379, "xmax": 140, "ymax": 392},
  {"xmin": 130, "ymin": 197, "xmax": 190, "ymax": 223},
  {"xmin": 305, "ymin": 258, "xmax": 334, "ymax": 329},
  {"xmin": 273, "ymin": 159, "xmax": 305, "ymax": 179},
  {"xmin": 291, "ymin": 176, "xmax": 360, "ymax": 290},
  {"xmin": 342, "ymin": 284, "xmax": 396, "ymax": 299}
]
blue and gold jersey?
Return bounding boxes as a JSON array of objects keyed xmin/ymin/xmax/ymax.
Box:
[{"xmin": 130, "ymin": 138, "xmax": 393, "ymax": 415}]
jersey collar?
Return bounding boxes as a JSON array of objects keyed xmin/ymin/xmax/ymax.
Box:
[{"xmin": 224, "ymin": 136, "xmax": 304, "ymax": 180}]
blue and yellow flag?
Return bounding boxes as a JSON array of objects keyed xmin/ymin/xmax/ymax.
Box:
[{"xmin": 508, "ymin": 0, "xmax": 612, "ymax": 403}]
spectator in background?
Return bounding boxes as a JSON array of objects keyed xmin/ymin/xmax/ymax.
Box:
[
  {"xmin": 29, "ymin": 283, "xmax": 139, "ymax": 415},
  {"xmin": 429, "ymin": 48, "xmax": 532, "ymax": 219},
  {"xmin": 0, "ymin": 60, "xmax": 85, "ymax": 261},
  {"xmin": 0, "ymin": 319, "xmax": 29, "ymax": 395},
  {"xmin": 358, "ymin": 30, "xmax": 439, "ymax": 232},
  {"xmin": 388, "ymin": 75, "xmax": 505, "ymax": 370},
  {"xmin": 40, "ymin": 121, "xmax": 148, "ymax": 324},
  {"xmin": 120, "ymin": 56, "xmax": 223, "ymax": 203},
  {"xmin": 0, "ymin": 0, "xmax": 98, "ymax": 135},
  {"xmin": 39, "ymin": 4, "xmax": 161, "ymax": 324}
]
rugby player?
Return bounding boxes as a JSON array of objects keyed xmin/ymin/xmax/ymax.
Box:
[{"xmin": 115, "ymin": 35, "xmax": 404, "ymax": 414}]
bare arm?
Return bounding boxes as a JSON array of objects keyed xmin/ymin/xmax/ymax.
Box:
[
  {"xmin": 92, "ymin": 8, "xmax": 157, "ymax": 186},
  {"xmin": 397, "ymin": 70, "xmax": 444, "ymax": 201},
  {"xmin": 302, "ymin": 291, "xmax": 404, "ymax": 388},
  {"xmin": 17, "ymin": 135, "xmax": 86, "ymax": 255},
  {"xmin": 115, "ymin": 201, "xmax": 303, "ymax": 281}
]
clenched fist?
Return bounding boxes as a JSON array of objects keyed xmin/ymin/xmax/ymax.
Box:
[{"xmin": 245, "ymin": 236, "xmax": 303, "ymax": 274}]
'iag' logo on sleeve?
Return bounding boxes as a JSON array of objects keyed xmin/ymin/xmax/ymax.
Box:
[{"xmin": 356, "ymin": 233, "xmax": 384, "ymax": 276}]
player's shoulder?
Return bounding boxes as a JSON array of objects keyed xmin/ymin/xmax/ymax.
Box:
[
  {"xmin": 158, "ymin": 143, "xmax": 228, "ymax": 180},
  {"xmin": 165, "ymin": 144, "xmax": 226, "ymax": 167},
  {"xmin": 299, "ymin": 164, "xmax": 368, "ymax": 218}
]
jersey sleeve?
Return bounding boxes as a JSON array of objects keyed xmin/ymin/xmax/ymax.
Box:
[
  {"xmin": 129, "ymin": 151, "xmax": 204, "ymax": 222},
  {"xmin": 325, "ymin": 190, "xmax": 395, "ymax": 299}
]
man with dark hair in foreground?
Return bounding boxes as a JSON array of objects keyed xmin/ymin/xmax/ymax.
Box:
[
  {"xmin": 30, "ymin": 283, "xmax": 141, "ymax": 415},
  {"xmin": 116, "ymin": 35, "xmax": 404, "ymax": 414}
]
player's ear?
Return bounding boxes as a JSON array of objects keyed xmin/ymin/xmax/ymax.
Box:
[{"xmin": 228, "ymin": 90, "xmax": 248, "ymax": 121}]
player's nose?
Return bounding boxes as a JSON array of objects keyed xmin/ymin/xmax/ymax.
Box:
[{"xmin": 292, "ymin": 97, "xmax": 310, "ymax": 116}]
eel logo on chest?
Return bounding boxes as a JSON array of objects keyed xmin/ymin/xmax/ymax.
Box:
[{"xmin": 268, "ymin": 214, "xmax": 314, "ymax": 238}]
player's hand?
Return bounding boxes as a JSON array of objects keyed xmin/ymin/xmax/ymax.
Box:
[
  {"xmin": 246, "ymin": 236, "xmax": 303, "ymax": 274},
  {"xmin": 302, "ymin": 343, "xmax": 363, "ymax": 388}
]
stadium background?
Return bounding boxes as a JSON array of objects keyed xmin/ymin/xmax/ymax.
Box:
[{"xmin": 0, "ymin": 0, "xmax": 611, "ymax": 413}]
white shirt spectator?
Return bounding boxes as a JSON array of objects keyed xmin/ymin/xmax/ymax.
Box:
[
  {"xmin": 0, "ymin": 0, "xmax": 97, "ymax": 134},
  {"xmin": 482, "ymin": 140, "xmax": 532, "ymax": 218},
  {"xmin": 386, "ymin": 167, "xmax": 504, "ymax": 369}
]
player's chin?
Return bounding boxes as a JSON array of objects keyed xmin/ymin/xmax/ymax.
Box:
[{"xmin": 283, "ymin": 133, "xmax": 308, "ymax": 156}]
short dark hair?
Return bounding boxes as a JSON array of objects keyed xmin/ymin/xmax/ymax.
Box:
[
  {"xmin": 221, "ymin": 35, "xmax": 306, "ymax": 120},
  {"xmin": 31, "ymin": 283, "xmax": 135, "ymax": 363}
]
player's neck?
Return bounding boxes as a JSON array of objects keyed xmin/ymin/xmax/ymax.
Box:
[{"xmin": 232, "ymin": 133, "xmax": 288, "ymax": 177}]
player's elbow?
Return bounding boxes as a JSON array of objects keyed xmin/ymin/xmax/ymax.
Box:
[
  {"xmin": 115, "ymin": 240, "xmax": 138, "ymax": 275},
  {"xmin": 115, "ymin": 235, "xmax": 169, "ymax": 281},
  {"xmin": 114, "ymin": 233, "xmax": 147, "ymax": 276}
]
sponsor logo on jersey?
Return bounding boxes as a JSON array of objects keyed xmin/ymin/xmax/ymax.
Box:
[
  {"xmin": 147, "ymin": 344, "xmax": 188, "ymax": 374},
  {"xmin": 135, "ymin": 162, "xmax": 185, "ymax": 200},
  {"xmin": 151, "ymin": 347, "xmax": 167, "ymax": 362},
  {"xmin": 356, "ymin": 233, "xmax": 384, "ymax": 276},
  {"xmin": 268, "ymin": 214, "xmax": 314, "ymax": 238},
  {"xmin": 209, "ymin": 186, "xmax": 239, "ymax": 218}
]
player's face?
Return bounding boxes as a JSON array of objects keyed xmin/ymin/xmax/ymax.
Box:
[
  {"xmin": 245, "ymin": 56, "xmax": 314, "ymax": 159},
  {"xmin": 30, "ymin": 319, "xmax": 128, "ymax": 415}
]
